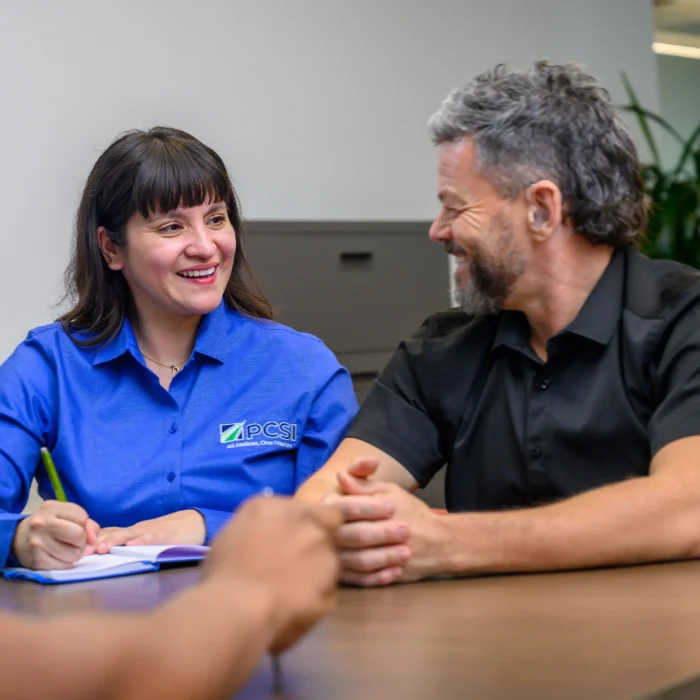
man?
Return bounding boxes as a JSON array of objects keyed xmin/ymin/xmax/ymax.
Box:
[
  {"xmin": 1, "ymin": 497, "xmax": 341, "ymax": 699},
  {"xmin": 296, "ymin": 61, "xmax": 700, "ymax": 587}
]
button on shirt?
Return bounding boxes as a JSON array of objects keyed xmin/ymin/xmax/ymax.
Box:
[
  {"xmin": 347, "ymin": 248, "xmax": 700, "ymax": 512},
  {"xmin": 0, "ymin": 302, "xmax": 358, "ymax": 565}
]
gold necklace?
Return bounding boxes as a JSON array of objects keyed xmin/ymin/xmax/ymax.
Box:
[{"xmin": 140, "ymin": 350, "xmax": 190, "ymax": 376}]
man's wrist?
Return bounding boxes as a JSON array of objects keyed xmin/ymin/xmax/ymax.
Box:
[
  {"xmin": 295, "ymin": 477, "xmax": 339, "ymax": 503},
  {"xmin": 430, "ymin": 512, "xmax": 478, "ymax": 577},
  {"xmin": 435, "ymin": 511, "xmax": 518, "ymax": 577}
]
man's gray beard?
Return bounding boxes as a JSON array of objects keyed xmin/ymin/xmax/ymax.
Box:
[
  {"xmin": 455, "ymin": 272, "xmax": 505, "ymax": 316},
  {"xmin": 454, "ymin": 242, "xmax": 525, "ymax": 316}
]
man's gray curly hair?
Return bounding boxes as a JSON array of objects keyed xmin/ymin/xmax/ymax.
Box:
[{"xmin": 428, "ymin": 61, "xmax": 647, "ymax": 247}]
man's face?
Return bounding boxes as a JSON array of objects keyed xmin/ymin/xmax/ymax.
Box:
[{"xmin": 429, "ymin": 138, "xmax": 528, "ymax": 315}]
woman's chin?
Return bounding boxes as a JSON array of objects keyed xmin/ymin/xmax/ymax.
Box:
[{"xmin": 174, "ymin": 293, "xmax": 225, "ymax": 318}]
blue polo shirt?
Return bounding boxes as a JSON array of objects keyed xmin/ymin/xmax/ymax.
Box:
[{"xmin": 0, "ymin": 302, "xmax": 357, "ymax": 566}]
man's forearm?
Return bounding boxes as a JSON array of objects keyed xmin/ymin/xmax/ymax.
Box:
[
  {"xmin": 1, "ymin": 580, "xmax": 277, "ymax": 700},
  {"xmin": 295, "ymin": 438, "xmax": 419, "ymax": 504},
  {"xmin": 440, "ymin": 473, "xmax": 700, "ymax": 576},
  {"xmin": 295, "ymin": 473, "xmax": 337, "ymax": 503}
]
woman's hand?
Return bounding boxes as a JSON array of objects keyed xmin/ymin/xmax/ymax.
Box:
[
  {"xmin": 11, "ymin": 501, "xmax": 100, "ymax": 569},
  {"xmin": 87, "ymin": 509, "xmax": 206, "ymax": 554}
]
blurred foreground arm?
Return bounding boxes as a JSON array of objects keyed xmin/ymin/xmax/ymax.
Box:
[{"xmin": 0, "ymin": 497, "xmax": 341, "ymax": 700}]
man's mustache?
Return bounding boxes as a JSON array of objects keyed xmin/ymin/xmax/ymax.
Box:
[{"xmin": 444, "ymin": 241, "xmax": 468, "ymax": 257}]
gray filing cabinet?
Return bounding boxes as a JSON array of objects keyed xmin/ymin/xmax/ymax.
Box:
[
  {"xmin": 244, "ymin": 221, "xmax": 451, "ymax": 377},
  {"xmin": 245, "ymin": 220, "xmax": 449, "ymax": 509}
]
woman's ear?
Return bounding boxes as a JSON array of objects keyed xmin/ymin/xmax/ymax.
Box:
[
  {"xmin": 526, "ymin": 180, "xmax": 563, "ymax": 241},
  {"xmin": 97, "ymin": 227, "xmax": 125, "ymax": 270}
]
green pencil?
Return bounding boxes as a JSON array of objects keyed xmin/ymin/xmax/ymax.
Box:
[{"xmin": 40, "ymin": 447, "xmax": 67, "ymax": 502}]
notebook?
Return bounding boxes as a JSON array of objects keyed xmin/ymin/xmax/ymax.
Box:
[{"xmin": 2, "ymin": 545, "xmax": 210, "ymax": 584}]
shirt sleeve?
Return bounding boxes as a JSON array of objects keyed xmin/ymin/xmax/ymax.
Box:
[
  {"xmin": 345, "ymin": 319, "xmax": 445, "ymax": 487},
  {"xmin": 649, "ymin": 301, "xmax": 700, "ymax": 456},
  {"xmin": 293, "ymin": 344, "xmax": 359, "ymax": 488},
  {"xmin": 0, "ymin": 333, "xmax": 56, "ymax": 566}
]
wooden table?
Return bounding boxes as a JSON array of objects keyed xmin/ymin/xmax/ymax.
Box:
[{"xmin": 3, "ymin": 561, "xmax": 700, "ymax": 699}]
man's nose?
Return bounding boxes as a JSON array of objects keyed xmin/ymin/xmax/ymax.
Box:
[{"xmin": 429, "ymin": 216, "xmax": 451, "ymax": 243}]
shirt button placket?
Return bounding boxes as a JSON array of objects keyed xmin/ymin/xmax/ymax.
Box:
[
  {"xmin": 165, "ymin": 416, "xmax": 183, "ymax": 510},
  {"xmin": 527, "ymin": 369, "xmax": 551, "ymax": 497}
]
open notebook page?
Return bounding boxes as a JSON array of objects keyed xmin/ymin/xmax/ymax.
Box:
[
  {"xmin": 6, "ymin": 545, "xmax": 210, "ymax": 583},
  {"xmin": 110, "ymin": 545, "xmax": 210, "ymax": 562},
  {"xmin": 34, "ymin": 554, "xmax": 150, "ymax": 582}
]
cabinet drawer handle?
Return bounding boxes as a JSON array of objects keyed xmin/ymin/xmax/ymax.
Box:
[{"xmin": 340, "ymin": 251, "xmax": 373, "ymax": 264}]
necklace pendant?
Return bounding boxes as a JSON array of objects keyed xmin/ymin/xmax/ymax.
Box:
[{"xmin": 171, "ymin": 364, "xmax": 180, "ymax": 376}]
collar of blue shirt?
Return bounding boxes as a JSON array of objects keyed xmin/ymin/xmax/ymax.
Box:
[{"xmin": 93, "ymin": 301, "xmax": 230, "ymax": 367}]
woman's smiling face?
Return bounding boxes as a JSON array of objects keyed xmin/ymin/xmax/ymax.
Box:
[{"xmin": 104, "ymin": 199, "xmax": 236, "ymax": 320}]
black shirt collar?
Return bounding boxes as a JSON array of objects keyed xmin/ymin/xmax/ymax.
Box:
[
  {"xmin": 561, "ymin": 247, "xmax": 625, "ymax": 345},
  {"xmin": 492, "ymin": 248, "xmax": 626, "ymax": 353},
  {"xmin": 491, "ymin": 310, "xmax": 530, "ymax": 354}
]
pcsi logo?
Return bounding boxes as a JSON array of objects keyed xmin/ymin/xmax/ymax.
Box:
[
  {"xmin": 220, "ymin": 420, "xmax": 297, "ymax": 449},
  {"xmin": 220, "ymin": 422, "xmax": 246, "ymax": 443}
]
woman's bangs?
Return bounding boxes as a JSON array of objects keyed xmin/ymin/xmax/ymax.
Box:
[{"xmin": 131, "ymin": 147, "xmax": 231, "ymax": 218}]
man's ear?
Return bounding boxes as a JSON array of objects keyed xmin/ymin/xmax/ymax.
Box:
[
  {"xmin": 97, "ymin": 227, "xmax": 125, "ymax": 271},
  {"xmin": 526, "ymin": 180, "xmax": 563, "ymax": 241}
]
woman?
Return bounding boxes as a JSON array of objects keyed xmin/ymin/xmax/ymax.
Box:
[{"xmin": 0, "ymin": 127, "xmax": 357, "ymax": 570}]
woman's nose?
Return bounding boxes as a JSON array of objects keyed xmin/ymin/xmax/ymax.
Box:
[{"xmin": 186, "ymin": 226, "xmax": 217, "ymax": 258}]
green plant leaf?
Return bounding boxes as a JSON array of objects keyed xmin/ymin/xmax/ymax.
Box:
[
  {"xmin": 661, "ymin": 181, "xmax": 700, "ymax": 267},
  {"xmin": 672, "ymin": 121, "xmax": 700, "ymax": 179},
  {"xmin": 617, "ymin": 105, "xmax": 686, "ymax": 145},
  {"xmin": 614, "ymin": 76, "xmax": 700, "ymax": 268},
  {"xmin": 621, "ymin": 72, "xmax": 661, "ymax": 168}
]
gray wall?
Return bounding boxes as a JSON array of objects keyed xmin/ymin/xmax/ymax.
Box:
[
  {"xmin": 0, "ymin": 0, "xmax": 658, "ymax": 361},
  {"xmin": 657, "ymin": 54, "xmax": 700, "ymax": 170}
]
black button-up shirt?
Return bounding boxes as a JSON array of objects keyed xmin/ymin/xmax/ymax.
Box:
[{"xmin": 347, "ymin": 248, "xmax": 700, "ymax": 512}]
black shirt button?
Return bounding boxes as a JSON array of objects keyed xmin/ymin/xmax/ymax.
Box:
[
  {"xmin": 539, "ymin": 379, "xmax": 549, "ymax": 391},
  {"xmin": 169, "ymin": 423, "xmax": 178, "ymax": 434},
  {"xmin": 530, "ymin": 446, "xmax": 542, "ymax": 459},
  {"xmin": 167, "ymin": 471, "xmax": 176, "ymax": 482}
]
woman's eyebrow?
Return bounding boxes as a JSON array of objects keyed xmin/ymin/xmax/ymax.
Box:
[
  {"xmin": 148, "ymin": 202, "xmax": 227, "ymax": 222},
  {"xmin": 205, "ymin": 202, "xmax": 227, "ymax": 215},
  {"xmin": 147, "ymin": 209, "xmax": 181, "ymax": 222}
]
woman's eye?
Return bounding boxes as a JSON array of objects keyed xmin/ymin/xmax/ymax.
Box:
[
  {"xmin": 208, "ymin": 215, "xmax": 226, "ymax": 226},
  {"xmin": 158, "ymin": 223, "xmax": 182, "ymax": 234}
]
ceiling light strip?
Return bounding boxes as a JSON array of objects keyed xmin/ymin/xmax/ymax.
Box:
[{"xmin": 653, "ymin": 41, "xmax": 700, "ymax": 60}]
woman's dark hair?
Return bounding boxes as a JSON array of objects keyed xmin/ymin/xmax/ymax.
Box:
[{"xmin": 60, "ymin": 126, "xmax": 273, "ymax": 345}]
